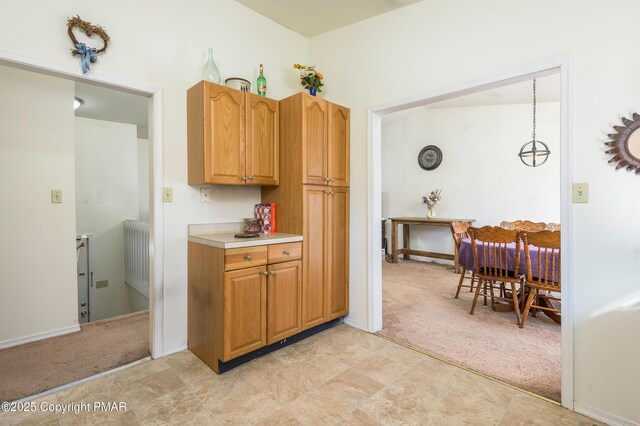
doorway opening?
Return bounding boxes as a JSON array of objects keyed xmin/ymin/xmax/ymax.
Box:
[
  {"xmin": 367, "ymin": 57, "xmax": 574, "ymax": 408},
  {"xmin": 0, "ymin": 53, "xmax": 163, "ymax": 403}
]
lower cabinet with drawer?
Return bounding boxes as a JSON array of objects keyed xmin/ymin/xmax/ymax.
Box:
[{"xmin": 188, "ymin": 240, "xmax": 302, "ymax": 373}]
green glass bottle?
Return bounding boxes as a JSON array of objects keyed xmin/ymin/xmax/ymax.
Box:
[{"xmin": 257, "ymin": 64, "xmax": 267, "ymax": 96}]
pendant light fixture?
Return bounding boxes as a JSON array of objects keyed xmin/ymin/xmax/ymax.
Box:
[{"xmin": 518, "ymin": 79, "xmax": 550, "ymax": 167}]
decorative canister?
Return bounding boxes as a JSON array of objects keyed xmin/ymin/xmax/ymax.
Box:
[{"xmin": 243, "ymin": 218, "xmax": 261, "ymax": 233}]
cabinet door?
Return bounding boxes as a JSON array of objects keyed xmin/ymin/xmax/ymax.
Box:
[
  {"xmin": 328, "ymin": 103, "xmax": 350, "ymax": 187},
  {"xmin": 223, "ymin": 266, "xmax": 267, "ymax": 361},
  {"xmin": 205, "ymin": 84, "xmax": 246, "ymax": 185},
  {"xmin": 327, "ymin": 188, "xmax": 349, "ymax": 319},
  {"xmin": 302, "ymin": 96, "xmax": 329, "ymax": 186},
  {"xmin": 246, "ymin": 94, "xmax": 279, "ymax": 186},
  {"xmin": 267, "ymin": 260, "xmax": 302, "ymax": 344},
  {"xmin": 302, "ymin": 186, "xmax": 327, "ymax": 330}
]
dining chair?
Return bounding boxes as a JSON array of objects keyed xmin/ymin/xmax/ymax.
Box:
[
  {"xmin": 519, "ymin": 230, "xmax": 561, "ymax": 328},
  {"xmin": 468, "ymin": 226, "xmax": 522, "ymax": 325},
  {"xmin": 451, "ymin": 220, "xmax": 475, "ymax": 298}
]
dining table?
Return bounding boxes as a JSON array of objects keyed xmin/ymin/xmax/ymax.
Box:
[{"xmin": 458, "ymin": 237, "xmax": 561, "ymax": 323}]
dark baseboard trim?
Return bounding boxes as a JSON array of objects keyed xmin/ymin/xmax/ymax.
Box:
[{"xmin": 217, "ymin": 317, "xmax": 343, "ymax": 373}]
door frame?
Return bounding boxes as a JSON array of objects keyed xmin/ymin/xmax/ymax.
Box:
[
  {"xmin": 366, "ymin": 55, "xmax": 574, "ymax": 408},
  {"xmin": 0, "ymin": 49, "xmax": 165, "ymax": 358}
]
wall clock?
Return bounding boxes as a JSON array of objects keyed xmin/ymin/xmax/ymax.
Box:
[{"xmin": 418, "ymin": 145, "xmax": 443, "ymax": 171}]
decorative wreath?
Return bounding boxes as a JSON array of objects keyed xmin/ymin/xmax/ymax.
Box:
[{"xmin": 67, "ymin": 15, "xmax": 110, "ymax": 74}]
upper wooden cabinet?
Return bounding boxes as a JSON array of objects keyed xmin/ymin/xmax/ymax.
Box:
[
  {"xmin": 187, "ymin": 81, "xmax": 279, "ymax": 186},
  {"xmin": 300, "ymin": 95, "xmax": 350, "ymax": 187},
  {"xmin": 247, "ymin": 94, "xmax": 279, "ymax": 186},
  {"xmin": 328, "ymin": 103, "xmax": 350, "ymax": 188}
]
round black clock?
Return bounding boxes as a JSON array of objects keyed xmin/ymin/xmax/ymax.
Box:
[{"xmin": 418, "ymin": 145, "xmax": 443, "ymax": 170}]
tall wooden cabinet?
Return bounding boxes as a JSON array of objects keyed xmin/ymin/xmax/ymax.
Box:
[
  {"xmin": 262, "ymin": 93, "xmax": 350, "ymax": 331},
  {"xmin": 187, "ymin": 81, "xmax": 279, "ymax": 186}
]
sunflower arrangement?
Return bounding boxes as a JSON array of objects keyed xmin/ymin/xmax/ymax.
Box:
[{"xmin": 293, "ymin": 64, "xmax": 324, "ymax": 92}]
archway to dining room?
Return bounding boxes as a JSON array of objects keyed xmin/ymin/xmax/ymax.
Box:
[{"xmin": 366, "ymin": 57, "xmax": 573, "ymax": 407}]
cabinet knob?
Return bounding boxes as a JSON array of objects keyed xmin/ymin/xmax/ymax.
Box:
[
  {"xmin": 329, "ymin": 190, "xmax": 334, "ymax": 195},
  {"xmin": 329, "ymin": 177, "xmax": 334, "ymax": 182},
  {"xmin": 241, "ymin": 176, "xmax": 247, "ymax": 181},
  {"xmin": 324, "ymin": 177, "xmax": 330, "ymax": 182},
  {"xmin": 283, "ymin": 250, "xmax": 290, "ymax": 255},
  {"xmin": 262, "ymin": 271, "xmax": 269, "ymax": 276},
  {"xmin": 245, "ymin": 255, "xmax": 253, "ymax": 261},
  {"xmin": 248, "ymin": 176, "xmax": 254, "ymax": 180},
  {"xmin": 270, "ymin": 271, "xmax": 276, "ymax": 276}
]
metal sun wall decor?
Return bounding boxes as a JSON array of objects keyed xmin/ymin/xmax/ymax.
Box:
[
  {"xmin": 605, "ymin": 113, "xmax": 640, "ymax": 174},
  {"xmin": 67, "ymin": 15, "xmax": 110, "ymax": 74}
]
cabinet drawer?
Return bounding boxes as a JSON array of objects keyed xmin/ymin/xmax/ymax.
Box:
[
  {"xmin": 225, "ymin": 246, "xmax": 267, "ymax": 271},
  {"xmin": 268, "ymin": 242, "xmax": 302, "ymax": 264}
]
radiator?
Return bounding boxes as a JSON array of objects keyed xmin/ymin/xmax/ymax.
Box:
[{"xmin": 123, "ymin": 219, "xmax": 149, "ymax": 298}]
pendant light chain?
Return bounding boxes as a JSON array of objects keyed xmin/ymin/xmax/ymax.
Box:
[{"xmin": 532, "ymin": 79, "xmax": 537, "ymax": 142}]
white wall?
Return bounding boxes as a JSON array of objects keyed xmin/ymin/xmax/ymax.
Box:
[
  {"xmin": 138, "ymin": 139, "xmax": 150, "ymax": 221},
  {"xmin": 75, "ymin": 117, "xmax": 147, "ymax": 320},
  {"xmin": 0, "ymin": 65, "xmax": 77, "ymax": 344},
  {"xmin": 0, "ymin": 0, "xmax": 308, "ymax": 354},
  {"xmin": 382, "ymin": 102, "xmax": 560, "ymax": 260},
  {"xmin": 309, "ymin": 0, "xmax": 640, "ymax": 422}
]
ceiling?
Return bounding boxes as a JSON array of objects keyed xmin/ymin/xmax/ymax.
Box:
[
  {"xmin": 75, "ymin": 82, "xmax": 149, "ymax": 138},
  {"xmin": 233, "ymin": 0, "xmax": 422, "ymax": 37},
  {"xmin": 382, "ymin": 73, "xmax": 561, "ymax": 125}
]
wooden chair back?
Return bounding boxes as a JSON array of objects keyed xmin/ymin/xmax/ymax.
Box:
[
  {"xmin": 451, "ymin": 220, "xmax": 471, "ymax": 249},
  {"xmin": 468, "ymin": 226, "xmax": 520, "ymax": 279},
  {"xmin": 545, "ymin": 222, "xmax": 561, "ymax": 232},
  {"xmin": 501, "ymin": 220, "xmax": 546, "ymax": 232},
  {"xmin": 519, "ymin": 230, "xmax": 561, "ymax": 291}
]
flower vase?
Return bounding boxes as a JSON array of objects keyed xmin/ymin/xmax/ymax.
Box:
[
  {"xmin": 426, "ymin": 206, "xmax": 436, "ymax": 219},
  {"xmin": 309, "ymin": 86, "xmax": 317, "ymax": 96}
]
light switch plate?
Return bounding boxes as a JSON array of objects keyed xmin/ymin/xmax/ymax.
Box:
[
  {"xmin": 51, "ymin": 190, "xmax": 62, "ymax": 203},
  {"xmin": 163, "ymin": 187, "xmax": 173, "ymax": 202},
  {"xmin": 572, "ymin": 183, "xmax": 589, "ymax": 203}
]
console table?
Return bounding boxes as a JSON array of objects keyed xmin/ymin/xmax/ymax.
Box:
[{"xmin": 388, "ymin": 217, "xmax": 476, "ymax": 271}]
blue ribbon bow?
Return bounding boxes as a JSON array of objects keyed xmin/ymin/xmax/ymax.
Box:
[{"xmin": 75, "ymin": 43, "xmax": 97, "ymax": 74}]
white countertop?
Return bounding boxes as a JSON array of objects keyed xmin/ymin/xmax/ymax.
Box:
[{"xmin": 188, "ymin": 232, "xmax": 303, "ymax": 249}]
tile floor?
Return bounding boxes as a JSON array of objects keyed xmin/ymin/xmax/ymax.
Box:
[{"xmin": 0, "ymin": 324, "xmax": 601, "ymax": 425}]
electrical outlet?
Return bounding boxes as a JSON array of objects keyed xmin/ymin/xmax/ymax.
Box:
[
  {"xmin": 163, "ymin": 187, "xmax": 173, "ymax": 202},
  {"xmin": 572, "ymin": 182, "xmax": 589, "ymax": 203},
  {"xmin": 200, "ymin": 187, "xmax": 212, "ymax": 203},
  {"xmin": 51, "ymin": 190, "xmax": 62, "ymax": 203},
  {"xmin": 96, "ymin": 280, "xmax": 109, "ymax": 289}
]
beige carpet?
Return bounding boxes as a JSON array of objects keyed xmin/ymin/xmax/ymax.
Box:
[
  {"xmin": 378, "ymin": 260, "xmax": 561, "ymax": 402},
  {"xmin": 0, "ymin": 310, "xmax": 149, "ymax": 402}
]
